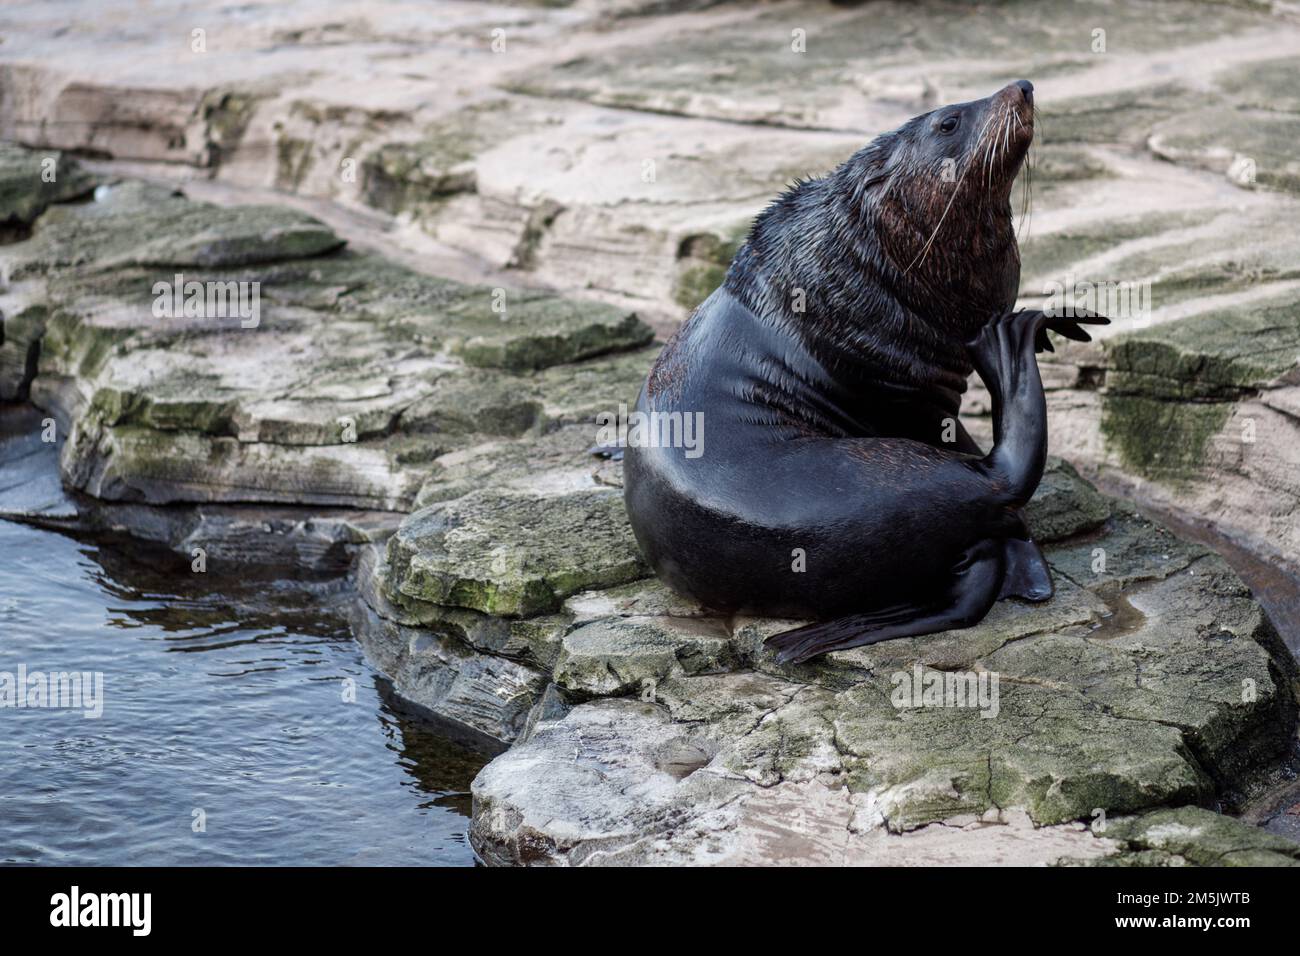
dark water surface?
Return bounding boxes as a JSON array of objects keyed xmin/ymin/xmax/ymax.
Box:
[{"xmin": 0, "ymin": 518, "xmax": 486, "ymax": 865}]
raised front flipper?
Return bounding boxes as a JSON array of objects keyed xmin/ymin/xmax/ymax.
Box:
[{"xmin": 1030, "ymin": 307, "xmax": 1110, "ymax": 353}]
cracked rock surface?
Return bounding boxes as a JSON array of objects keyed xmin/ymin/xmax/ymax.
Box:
[{"xmin": 462, "ymin": 478, "xmax": 1299, "ymax": 865}]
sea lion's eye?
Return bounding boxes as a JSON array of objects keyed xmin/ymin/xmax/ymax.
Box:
[{"xmin": 938, "ymin": 115, "xmax": 960, "ymax": 134}]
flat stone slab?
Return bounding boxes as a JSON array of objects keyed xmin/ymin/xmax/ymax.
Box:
[
  {"xmin": 407, "ymin": 451, "xmax": 1297, "ymax": 863},
  {"xmin": 0, "ymin": 142, "xmax": 97, "ymax": 235},
  {"xmin": 0, "ymin": 159, "xmax": 652, "ymax": 510},
  {"xmin": 386, "ymin": 486, "xmax": 648, "ymax": 617}
]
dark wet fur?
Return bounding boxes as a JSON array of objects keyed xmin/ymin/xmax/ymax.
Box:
[{"xmin": 722, "ymin": 96, "xmax": 1026, "ymax": 397}]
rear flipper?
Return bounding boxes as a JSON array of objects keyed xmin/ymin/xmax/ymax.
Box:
[
  {"xmin": 764, "ymin": 539, "xmax": 1005, "ymax": 664},
  {"xmin": 999, "ymin": 532, "xmax": 1053, "ymax": 602}
]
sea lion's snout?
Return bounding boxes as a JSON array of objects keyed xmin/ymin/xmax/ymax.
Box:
[
  {"xmin": 994, "ymin": 80, "xmax": 1035, "ymax": 120},
  {"xmin": 972, "ymin": 81, "xmax": 1035, "ymax": 180}
]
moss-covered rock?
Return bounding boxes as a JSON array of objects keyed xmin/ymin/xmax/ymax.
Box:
[
  {"xmin": 1097, "ymin": 300, "xmax": 1300, "ymax": 482},
  {"xmin": 672, "ymin": 228, "xmax": 746, "ymax": 310},
  {"xmin": 1023, "ymin": 457, "xmax": 1113, "ymax": 542},
  {"xmin": 1083, "ymin": 806, "xmax": 1300, "ymax": 866},
  {"xmin": 0, "ymin": 303, "xmax": 49, "ymax": 400},
  {"xmin": 5, "ymin": 180, "xmax": 344, "ymax": 279},
  {"xmin": 0, "ymin": 143, "xmax": 97, "ymax": 237},
  {"xmin": 0, "ymin": 176, "xmax": 654, "ymax": 508},
  {"xmin": 446, "ymin": 291, "xmax": 652, "ymax": 372},
  {"xmin": 386, "ymin": 487, "xmax": 648, "ymax": 617},
  {"xmin": 1106, "ymin": 300, "xmax": 1300, "ymax": 399},
  {"xmin": 468, "ymin": 484, "xmax": 1299, "ymax": 862}
]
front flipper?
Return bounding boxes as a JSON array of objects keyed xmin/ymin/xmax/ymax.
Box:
[
  {"xmin": 1031, "ymin": 307, "xmax": 1110, "ymax": 353},
  {"xmin": 764, "ymin": 539, "xmax": 1005, "ymax": 664}
]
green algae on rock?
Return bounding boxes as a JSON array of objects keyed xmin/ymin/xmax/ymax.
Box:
[
  {"xmin": 1022, "ymin": 457, "xmax": 1112, "ymax": 542},
  {"xmin": 463, "ymin": 473, "xmax": 1299, "ymax": 862},
  {"xmin": 0, "ymin": 154, "xmax": 652, "ymax": 510},
  {"xmin": 5, "ymin": 180, "xmax": 344, "ymax": 279},
  {"xmin": 1099, "ymin": 299, "xmax": 1300, "ymax": 483},
  {"xmin": 1078, "ymin": 806, "xmax": 1300, "ymax": 867},
  {"xmin": 1106, "ymin": 300, "xmax": 1300, "ymax": 400},
  {"xmin": 386, "ymin": 487, "xmax": 648, "ymax": 617},
  {"xmin": 672, "ymin": 228, "xmax": 746, "ymax": 311},
  {"xmin": 0, "ymin": 143, "xmax": 97, "ymax": 237}
]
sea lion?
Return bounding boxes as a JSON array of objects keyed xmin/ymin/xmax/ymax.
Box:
[{"xmin": 622, "ymin": 80, "xmax": 1107, "ymax": 663}]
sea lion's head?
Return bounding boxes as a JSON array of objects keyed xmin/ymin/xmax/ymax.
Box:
[
  {"xmin": 725, "ymin": 82, "xmax": 1036, "ymax": 386},
  {"xmin": 866, "ymin": 81, "xmax": 1035, "ymax": 318}
]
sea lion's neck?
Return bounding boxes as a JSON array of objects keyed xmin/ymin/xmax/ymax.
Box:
[{"xmin": 723, "ymin": 175, "xmax": 1016, "ymax": 403}]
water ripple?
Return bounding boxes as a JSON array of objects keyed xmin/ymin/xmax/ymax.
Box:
[{"xmin": 0, "ymin": 519, "xmax": 487, "ymax": 866}]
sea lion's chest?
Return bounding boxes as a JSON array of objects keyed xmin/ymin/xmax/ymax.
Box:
[{"xmin": 648, "ymin": 289, "xmax": 971, "ymax": 444}]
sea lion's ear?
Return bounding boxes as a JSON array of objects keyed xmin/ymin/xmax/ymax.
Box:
[
  {"xmin": 863, "ymin": 132, "xmax": 898, "ymax": 166},
  {"xmin": 853, "ymin": 132, "xmax": 899, "ymax": 190}
]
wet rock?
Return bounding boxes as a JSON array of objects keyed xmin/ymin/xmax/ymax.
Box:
[
  {"xmin": 4, "ymin": 180, "xmax": 344, "ymax": 280},
  {"xmin": 469, "ymin": 487, "xmax": 1300, "ymax": 863},
  {"xmin": 360, "ymin": 542, "xmax": 570, "ymax": 667},
  {"xmin": 349, "ymin": 597, "xmax": 549, "ymax": 745},
  {"xmin": 1081, "ymin": 806, "xmax": 1300, "ymax": 866},
  {"xmin": 385, "ymin": 486, "xmax": 648, "ymax": 617},
  {"xmin": 0, "ymin": 402, "xmax": 75, "ymax": 519},
  {"xmin": 0, "ymin": 302, "xmax": 48, "ymax": 400},
  {"xmin": 0, "ymin": 165, "xmax": 652, "ymax": 510},
  {"xmin": 0, "ymin": 143, "xmax": 96, "ymax": 237}
]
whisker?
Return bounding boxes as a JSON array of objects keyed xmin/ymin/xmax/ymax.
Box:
[
  {"xmin": 905, "ymin": 111, "xmax": 998, "ymax": 275},
  {"xmin": 1016, "ymin": 109, "xmax": 1035, "ymax": 241},
  {"xmin": 983, "ymin": 107, "xmax": 999, "ymax": 191}
]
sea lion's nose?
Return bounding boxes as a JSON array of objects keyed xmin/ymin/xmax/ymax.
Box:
[{"xmin": 1015, "ymin": 79, "xmax": 1034, "ymax": 104}]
